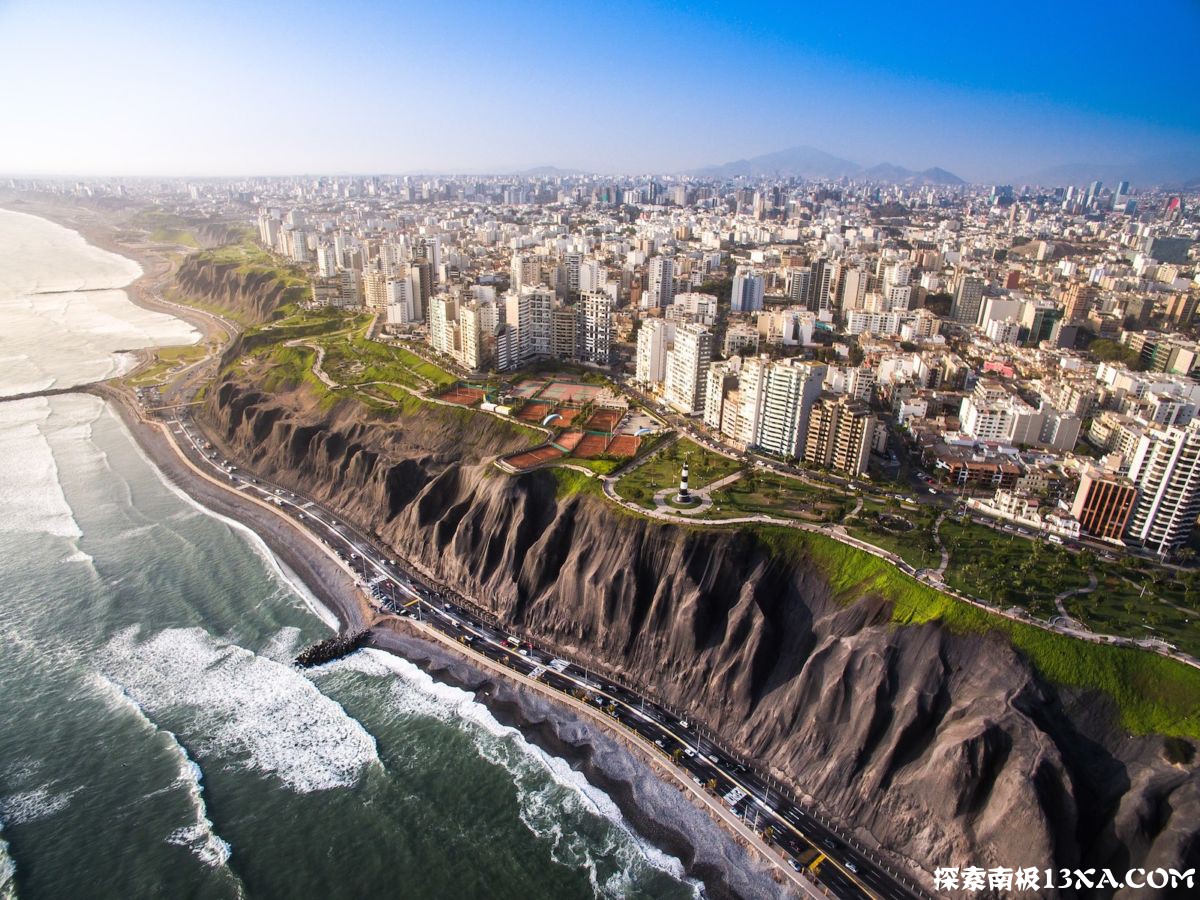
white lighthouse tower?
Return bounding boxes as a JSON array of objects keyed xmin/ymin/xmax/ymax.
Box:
[{"xmin": 677, "ymin": 454, "xmax": 691, "ymax": 502}]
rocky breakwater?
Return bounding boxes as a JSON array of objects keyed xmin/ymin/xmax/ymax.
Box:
[{"xmin": 202, "ymin": 376, "xmax": 1200, "ymax": 896}]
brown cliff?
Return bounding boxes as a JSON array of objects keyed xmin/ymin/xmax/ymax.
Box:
[{"xmin": 198, "ymin": 376, "xmax": 1200, "ymax": 897}]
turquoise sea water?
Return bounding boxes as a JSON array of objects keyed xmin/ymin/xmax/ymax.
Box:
[{"xmin": 0, "ymin": 212, "xmax": 698, "ymax": 900}]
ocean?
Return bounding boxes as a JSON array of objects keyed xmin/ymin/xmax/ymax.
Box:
[{"xmin": 0, "ymin": 211, "xmax": 699, "ymax": 900}]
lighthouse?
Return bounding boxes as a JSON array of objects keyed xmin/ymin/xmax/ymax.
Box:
[{"xmin": 678, "ymin": 454, "xmax": 691, "ymax": 501}]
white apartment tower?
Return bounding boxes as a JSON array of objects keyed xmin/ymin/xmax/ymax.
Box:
[
  {"xmin": 731, "ymin": 268, "xmax": 765, "ymax": 313},
  {"xmin": 1125, "ymin": 421, "xmax": 1200, "ymax": 555},
  {"xmin": 663, "ymin": 323, "xmax": 713, "ymax": 414},
  {"xmin": 636, "ymin": 319, "xmax": 675, "ymax": 386},
  {"xmin": 504, "ymin": 286, "xmax": 553, "ymax": 364},
  {"xmin": 645, "ymin": 256, "xmax": 675, "ymax": 309},
  {"xmin": 755, "ymin": 360, "xmax": 828, "ymax": 458},
  {"xmin": 581, "ymin": 291, "xmax": 614, "ymax": 364}
]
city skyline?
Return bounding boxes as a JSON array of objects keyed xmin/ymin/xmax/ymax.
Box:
[{"xmin": 1, "ymin": 0, "xmax": 1198, "ymax": 182}]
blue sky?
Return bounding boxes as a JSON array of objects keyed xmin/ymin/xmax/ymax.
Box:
[{"xmin": 0, "ymin": 0, "xmax": 1196, "ymax": 180}]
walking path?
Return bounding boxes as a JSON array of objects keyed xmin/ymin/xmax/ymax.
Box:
[
  {"xmin": 1054, "ymin": 571, "xmax": 1099, "ymax": 625},
  {"xmin": 594, "ymin": 464, "xmax": 1200, "ymax": 673},
  {"xmin": 932, "ymin": 512, "xmax": 950, "ymax": 578},
  {"xmin": 652, "ymin": 470, "xmax": 743, "ymax": 516}
]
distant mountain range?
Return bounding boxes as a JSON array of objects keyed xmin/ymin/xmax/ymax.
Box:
[
  {"xmin": 688, "ymin": 146, "xmax": 966, "ymax": 185},
  {"xmin": 688, "ymin": 145, "xmax": 1200, "ymax": 188},
  {"xmin": 1015, "ymin": 152, "xmax": 1200, "ymax": 189}
]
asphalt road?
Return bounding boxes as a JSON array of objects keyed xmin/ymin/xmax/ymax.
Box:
[{"xmin": 163, "ymin": 407, "xmax": 931, "ymax": 900}]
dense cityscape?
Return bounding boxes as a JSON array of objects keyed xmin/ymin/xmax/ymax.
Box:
[{"xmin": 31, "ymin": 171, "xmax": 1200, "ymax": 568}]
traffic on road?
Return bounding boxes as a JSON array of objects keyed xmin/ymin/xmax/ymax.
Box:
[{"xmin": 166, "ymin": 409, "xmax": 930, "ymax": 900}]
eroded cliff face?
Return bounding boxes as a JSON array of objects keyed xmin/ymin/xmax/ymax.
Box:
[
  {"xmin": 173, "ymin": 255, "xmax": 302, "ymax": 324},
  {"xmin": 202, "ymin": 378, "xmax": 1200, "ymax": 897}
]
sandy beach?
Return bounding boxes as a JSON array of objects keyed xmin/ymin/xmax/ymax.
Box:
[{"xmin": 1, "ymin": 195, "xmax": 807, "ymax": 900}]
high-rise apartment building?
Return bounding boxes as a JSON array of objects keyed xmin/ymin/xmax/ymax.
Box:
[
  {"xmin": 635, "ymin": 319, "xmax": 675, "ymax": 386},
  {"xmin": 510, "ymin": 253, "xmax": 541, "ymax": 292},
  {"xmin": 645, "ymin": 256, "xmax": 675, "ymax": 309},
  {"xmin": 551, "ymin": 305, "xmax": 579, "ymax": 362},
  {"xmin": 755, "ymin": 360, "xmax": 827, "ymax": 458},
  {"xmin": 1125, "ymin": 420, "xmax": 1200, "ymax": 555},
  {"xmin": 504, "ymin": 286, "xmax": 553, "ymax": 364},
  {"xmin": 810, "ymin": 258, "xmax": 837, "ymax": 313},
  {"xmin": 803, "ymin": 393, "xmax": 875, "ymax": 475},
  {"xmin": 731, "ymin": 268, "xmax": 765, "ymax": 312},
  {"xmin": 1063, "ymin": 282, "xmax": 1099, "ymax": 323},
  {"xmin": 951, "ymin": 272, "xmax": 985, "ymax": 326},
  {"xmin": 1070, "ymin": 468, "xmax": 1138, "ymax": 543},
  {"xmin": 837, "ymin": 267, "xmax": 870, "ymax": 311},
  {"xmin": 429, "ymin": 295, "xmax": 459, "ymax": 358},
  {"xmin": 663, "ymin": 323, "xmax": 713, "ymax": 414},
  {"xmin": 786, "ymin": 267, "xmax": 812, "ymax": 306},
  {"xmin": 580, "ymin": 291, "xmax": 613, "ymax": 364}
]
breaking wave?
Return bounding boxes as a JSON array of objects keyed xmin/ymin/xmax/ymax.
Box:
[
  {"xmin": 325, "ymin": 650, "xmax": 700, "ymax": 898},
  {"xmin": 89, "ymin": 674, "xmax": 232, "ymax": 869},
  {"xmin": 99, "ymin": 626, "xmax": 379, "ymax": 793}
]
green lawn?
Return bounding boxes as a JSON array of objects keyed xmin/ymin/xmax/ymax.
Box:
[
  {"xmin": 556, "ymin": 457, "xmax": 621, "ymax": 476},
  {"xmin": 551, "ymin": 467, "xmax": 603, "ymax": 498},
  {"xmin": 615, "ymin": 438, "xmax": 743, "ymax": 508},
  {"xmin": 128, "ymin": 342, "xmax": 209, "ymax": 386},
  {"xmin": 761, "ymin": 526, "xmax": 1200, "ymax": 740},
  {"xmin": 391, "ymin": 347, "xmax": 457, "ymax": 388},
  {"xmin": 707, "ymin": 470, "xmax": 853, "ymax": 523},
  {"xmin": 847, "ymin": 523, "xmax": 941, "ymax": 570},
  {"xmin": 1065, "ymin": 570, "xmax": 1200, "ymax": 658},
  {"xmin": 940, "ymin": 519, "xmax": 1091, "ymax": 619}
]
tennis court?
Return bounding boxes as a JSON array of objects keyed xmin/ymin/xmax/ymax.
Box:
[
  {"xmin": 584, "ymin": 409, "xmax": 623, "ymax": 432},
  {"xmin": 439, "ymin": 385, "xmax": 485, "ymax": 406},
  {"xmin": 536, "ymin": 381, "xmax": 608, "ymax": 403},
  {"xmin": 503, "ymin": 445, "xmax": 565, "ymax": 470},
  {"xmin": 572, "ymin": 433, "xmax": 610, "ymax": 458},
  {"xmin": 511, "ymin": 379, "xmax": 546, "ymax": 398},
  {"xmin": 606, "ymin": 434, "xmax": 641, "ymax": 457}
]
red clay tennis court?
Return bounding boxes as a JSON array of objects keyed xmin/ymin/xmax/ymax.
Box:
[
  {"xmin": 605, "ymin": 434, "xmax": 641, "ymax": 457},
  {"xmin": 438, "ymin": 385, "xmax": 485, "ymax": 406},
  {"xmin": 555, "ymin": 407, "xmax": 583, "ymax": 425},
  {"xmin": 583, "ymin": 409, "xmax": 622, "ymax": 432},
  {"xmin": 504, "ymin": 445, "xmax": 565, "ymax": 470},
  {"xmin": 515, "ymin": 401, "xmax": 554, "ymax": 422},
  {"xmin": 554, "ymin": 431, "xmax": 584, "ymax": 451},
  {"xmin": 571, "ymin": 433, "xmax": 610, "ymax": 458}
]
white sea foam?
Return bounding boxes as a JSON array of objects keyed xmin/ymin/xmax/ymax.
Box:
[
  {"xmin": 259, "ymin": 626, "xmax": 304, "ymax": 664},
  {"xmin": 99, "ymin": 626, "xmax": 379, "ymax": 793},
  {"xmin": 326, "ymin": 650, "xmax": 699, "ymax": 897},
  {"xmin": 88, "ymin": 674, "xmax": 232, "ymax": 868},
  {"xmin": 0, "ymin": 785, "xmax": 79, "ymax": 827},
  {"xmin": 0, "ymin": 760, "xmax": 43, "ymax": 785},
  {"xmin": 0, "ymin": 825, "xmax": 14, "ymax": 900},
  {"xmin": 0, "ymin": 399, "xmax": 83, "ymax": 539},
  {"xmin": 0, "ymin": 210, "xmax": 198, "ymax": 399}
]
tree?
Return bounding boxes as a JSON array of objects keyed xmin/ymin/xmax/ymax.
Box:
[{"xmin": 1088, "ymin": 338, "xmax": 1145, "ymax": 371}]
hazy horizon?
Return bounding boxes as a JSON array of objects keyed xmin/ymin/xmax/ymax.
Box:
[{"xmin": 1, "ymin": 0, "xmax": 1197, "ymax": 183}]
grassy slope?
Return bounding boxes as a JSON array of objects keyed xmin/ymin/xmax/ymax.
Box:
[{"xmin": 760, "ymin": 526, "xmax": 1200, "ymax": 739}]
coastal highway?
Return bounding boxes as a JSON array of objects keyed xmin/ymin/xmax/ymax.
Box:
[{"xmin": 165, "ymin": 409, "xmax": 929, "ymax": 900}]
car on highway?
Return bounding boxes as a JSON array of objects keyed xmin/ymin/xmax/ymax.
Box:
[{"xmin": 845, "ymin": 861, "xmax": 858, "ymax": 874}]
